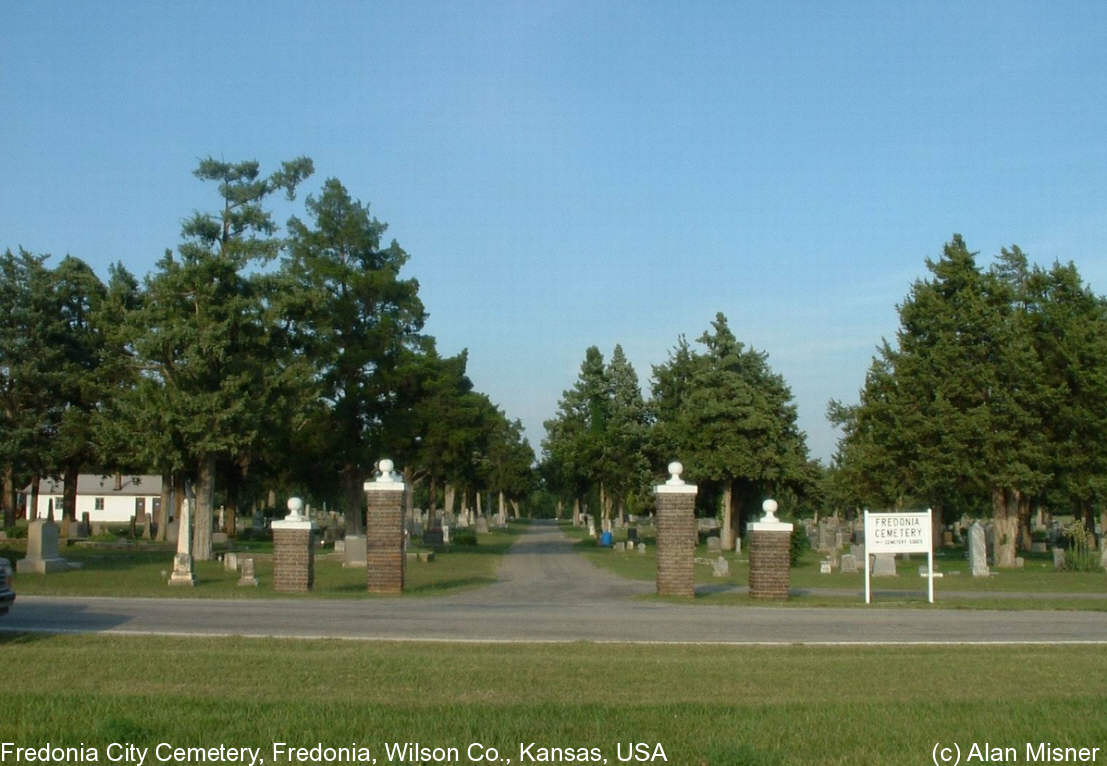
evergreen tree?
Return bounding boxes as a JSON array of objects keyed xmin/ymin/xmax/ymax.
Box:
[
  {"xmin": 127, "ymin": 157, "xmax": 313, "ymax": 559},
  {"xmin": 651, "ymin": 313, "xmax": 809, "ymax": 545}
]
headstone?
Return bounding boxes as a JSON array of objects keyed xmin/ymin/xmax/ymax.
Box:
[
  {"xmin": 168, "ymin": 495, "xmax": 196, "ymax": 586},
  {"xmin": 237, "ymin": 557, "xmax": 258, "ymax": 587},
  {"xmin": 839, "ymin": 553, "xmax": 858, "ymax": 573},
  {"xmin": 442, "ymin": 524, "xmax": 450, "ymax": 544},
  {"xmin": 343, "ymin": 534, "xmax": 367, "ymax": 567},
  {"xmin": 819, "ymin": 559, "xmax": 832, "ymax": 574},
  {"xmin": 969, "ymin": 521, "xmax": 989, "ymax": 577},
  {"xmin": 223, "ymin": 552, "xmax": 239, "ymax": 572},
  {"xmin": 711, "ymin": 556, "xmax": 729, "ymax": 577},
  {"xmin": 1052, "ymin": 547, "xmax": 1066, "ymax": 570},
  {"xmin": 613, "ymin": 541, "xmax": 625, "ymax": 552},
  {"xmin": 475, "ymin": 517, "xmax": 489, "ymax": 534},
  {"xmin": 626, "ymin": 527, "xmax": 638, "ymax": 543},
  {"xmin": 166, "ymin": 519, "xmax": 179, "ymax": 544},
  {"xmin": 423, "ymin": 528, "xmax": 444, "ymax": 546},
  {"xmin": 637, "ymin": 543, "xmax": 646, "ymax": 554},
  {"xmin": 334, "ymin": 539, "xmax": 346, "ymax": 554},
  {"xmin": 212, "ymin": 532, "xmax": 229, "ymax": 545},
  {"xmin": 733, "ymin": 536, "xmax": 741, "ymax": 554},
  {"xmin": 706, "ymin": 536, "xmax": 721, "ymax": 553},
  {"xmin": 16, "ymin": 519, "xmax": 69, "ymax": 574},
  {"xmin": 587, "ymin": 521, "xmax": 596, "ymax": 538},
  {"xmin": 872, "ymin": 553, "xmax": 896, "ymax": 577},
  {"xmin": 850, "ymin": 543, "xmax": 864, "ymax": 560}
]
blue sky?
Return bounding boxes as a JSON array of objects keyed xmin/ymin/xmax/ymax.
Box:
[{"xmin": 4, "ymin": 1, "xmax": 1106, "ymax": 463}]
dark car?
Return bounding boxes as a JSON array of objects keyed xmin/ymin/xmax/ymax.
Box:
[{"xmin": 0, "ymin": 558, "xmax": 14, "ymax": 615}]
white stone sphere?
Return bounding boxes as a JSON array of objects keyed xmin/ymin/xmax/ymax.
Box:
[{"xmin": 762, "ymin": 499, "xmax": 778, "ymax": 514}]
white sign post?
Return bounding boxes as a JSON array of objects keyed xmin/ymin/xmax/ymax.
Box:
[{"xmin": 863, "ymin": 508, "xmax": 934, "ymax": 604}]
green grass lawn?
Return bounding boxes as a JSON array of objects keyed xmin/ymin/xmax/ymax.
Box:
[
  {"xmin": 565, "ymin": 522, "xmax": 1107, "ymax": 610},
  {"xmin": 3, "ymin": 633, "xmax": 1105, "ymax": 765},
  {"xmin": 2, "ymin": 525, "xmax": 521, "ymax": 599}
]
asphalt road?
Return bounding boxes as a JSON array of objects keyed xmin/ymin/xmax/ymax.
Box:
[{"xmin": 5, "ymin": 521, "xmax": 1106, "ymax": 644}]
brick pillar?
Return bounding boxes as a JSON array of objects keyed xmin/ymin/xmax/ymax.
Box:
[
  {"xmin": 654, "ymin": 461, "xmax": 697, "ymax": 598},
  {"xmin": 748, "ymin": 499, "xmax": 793, "ymax": 600},
  {"xmin": 365, "ymin": 458, "xmax": 405, "ymax": 594},
  {"xmin": 271, "ymin": 497, "xmax": 316, "ymax": 592}
]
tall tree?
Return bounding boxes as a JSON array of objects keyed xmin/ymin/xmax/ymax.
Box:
[
  {"xmin": 128, "ymin": 157, "xmax": 313, "ymax": 559},
  {"xmin": 651, "ymin": 313, "xmax": 809, "ymax": 546},
  {"xmin": 277, "ymin": 177, "xmax": 425, "ymax": 534}
]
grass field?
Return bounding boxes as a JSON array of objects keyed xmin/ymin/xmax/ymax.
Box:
[
  {"xmin": 3, "ymin": 633, "xmax": 1106, "ymax": 765},
  {"xmin": 1, "ymin": 525, "xmax": 520, "ymax": 599}
]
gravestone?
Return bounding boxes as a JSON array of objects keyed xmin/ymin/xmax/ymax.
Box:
[
  {"xmin": 442, "ymin": 524, "xmax": 450, "ymax": 544},
  {"xmin": 969, "ymin": 521, "xmax": 989, "ymax": 577},
  {"xmin": 16, "ymin": 519, "xmax": 69, "ymax": 574},
  {"xmin": 711, "ymin": 556, "xmax": 729, "ymax": 577},
  {"xmin": 613, "ymin": 541, "xmax": 625, "ymax": 552},
  {"xmin": 343, "ymin": 534, "xmax": 367, "ymax": 567},
  {"xmin": 212, "ymin": 532, "xmax": 229, "ymax": 545},
  {"xmin": 626, "ymin": 527, "xmax": 638, "ymax": 543},
  {"xmin": 819, "ymin": 559, "xmax": 832, "ymax": 574},
  {"xmin": 1052, "ymin": 547, "xmax": 1066, "ymax": 570},
  {"xmin": 237, "ymin": 557, "xmax": 258, "ymax": 587},
  {"xmin": 168, "ymin": 495, "xmax": 196, "ymax": 586},
  {"xmin": 334, "ymin": 539, "xmax": 346, "ymax": 554},
  {"xmin": 706, "ymin": 536, "xmax": 721, "ymax": 553},
  {"xmin": 840, "ymin": 553, "xmax": 858, "ymax": 573},
  {"xmin": 587, "ymin": 521, "xmax": 596, "ymax": 538},
  {"xmin": 223, "ymin": 552, "xmax": 239, "ymax": 572},
  {"xmin": 872, "ymin": 553, "xmax": 897, "ymax": 577},
  {"xmin": 475, "ymin": 517, "xmax": 489, "ymax": 534},
  {"xmin": 637, "ymin": 543, "xmax": 646, "ymax": 554},
  {"xmin": 734, "ymin": 536, "xmax": 741, "ymax": 554}
]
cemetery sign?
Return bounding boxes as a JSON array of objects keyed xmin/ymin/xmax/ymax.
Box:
[{"xmin": 863, "ymin": 509, "xmax": 934, "ymax": 604}]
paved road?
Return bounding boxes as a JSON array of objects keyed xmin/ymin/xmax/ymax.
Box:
[{"xmin": 5, "ymin": 521, "xmax": 1106, "ymax": 644}]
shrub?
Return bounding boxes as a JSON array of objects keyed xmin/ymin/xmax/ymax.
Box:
[
  {"xmin": 452, "ymin": 529, "xmax": 478, "ymax": 546},
  {"xmin": 1061, "ymin": 521, "xmax": 1102, "ymax": 572},
  {"xmin": 789, "ymin": 525, "xmax": 810, "ymax": 567}
]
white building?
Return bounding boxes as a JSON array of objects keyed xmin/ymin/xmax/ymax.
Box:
[{"xmin": 26, "ymin": 474, "xmax": 162, "ymax": 524}]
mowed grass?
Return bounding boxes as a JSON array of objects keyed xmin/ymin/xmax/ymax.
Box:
[
  {"xmin": 563, "ymin": 523, "xmax": 1107, "ymax": 610},
  {"xmin": 3, "ymin": 633, "xmax": 1106, "ymax": 766},
  {"xmin": 1, "ymin": 526, "xmax": 520, "ymax": 599}
]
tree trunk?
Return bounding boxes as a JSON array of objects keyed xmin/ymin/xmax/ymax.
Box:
[
  {"xmin": 510, "ymin": 499, "xmax": 520, "ymax": 519},
  {"xmin": 573, "ymin": 497, "xmax": 581, "ymax": 526},
  {"xmin": 156, "ymin": 472, "xmax": 171, "ymax": 541},
  {"xmin": 476, "ymin": 490, "xmax": 483, "ymax": 517},
  {"xmin": 720, "ymin": 482, "xmax": 734, "ymax": 550},
  {"xmin": 498, "ymin": 490, "xmax": 506, "ymax": 524},
  {"xmin": 930, "ymin": 504, "xmax": 943, "ymax": 550},
  {"xmin": 192, "ymin": 454, "xmax": 216, "ymax": 560},
  {"xmin": 1017, "ymin": 494, "xmax": 1032, "ymax": 552},
  {"xmin": 62, "ymin": 463, "xmax": 79, "ymax": 523},
  {"xmin": 1, "ymin": 465, "xmax": 14, "ymax": 528},
  {"xmin": 428, "ymin": 475, "xmax": 438, "ymax": 521},
  {"xmin": 341, "ymin": 464, "xmax": 364, "ymax": 535},
  {"xmin": 444, "ymin": 483, "xmax": 455, "ymax": 518},
  {"xmin": 29, "ymin": 473, "xmax": 40, "ymax": 521},
  {"xmin": 991, "ymin": 487, "xmax": 1019, "ymax": 568},
  {"xmin": 556, "ymin": 499, "xmax": 563, "ymax": 521}
]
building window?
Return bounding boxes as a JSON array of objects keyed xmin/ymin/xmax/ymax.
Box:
[{"xmin": 94, "ymin": 497, "xmax": 104, "ymax": 510}]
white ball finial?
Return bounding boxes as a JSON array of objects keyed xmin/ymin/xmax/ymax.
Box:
[
  {"xmin": 379, "ymin": 458, "xmax": 394, "ymax": 475},
  {"xmin": 761, "ymin": 498, "xmax": 779, "ymax": 523},
  {"xmin": 666, "ymin": 461, "xmax": 685, "ymax": 485},
  {"xmin": 287, "ymin": 497, "xmax": 304, "ymax": 518}
]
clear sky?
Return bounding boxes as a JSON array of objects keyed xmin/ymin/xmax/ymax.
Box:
[{"xmin": 4, "ymin": 1, "xmax": 1106, "ymax": 463}]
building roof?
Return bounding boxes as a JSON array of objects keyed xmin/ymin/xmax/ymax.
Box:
[{"xmin": 27, "ymin": 474, "xmax": 163, "ymax": 497}]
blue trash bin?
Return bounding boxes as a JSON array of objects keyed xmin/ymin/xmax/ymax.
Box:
[{"xmin": 600, "ymin": 530, "xmax": 613, "ymax": 547}]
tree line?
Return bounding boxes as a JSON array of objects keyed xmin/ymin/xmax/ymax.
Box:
[
  {"xmin": 0, "ymin": 157, "xmax": 535, "ymax": 559},
  {"xmin": 828, "ymin": 235, "xmax": 1107, "ymax": 566},
  {"xmin": 542, "ymin": 236, "xmax": 1107, "ymax": 564},
  {"xmin": 541, "ymin": 315, "xmax": 813, "ymax": 548}
]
